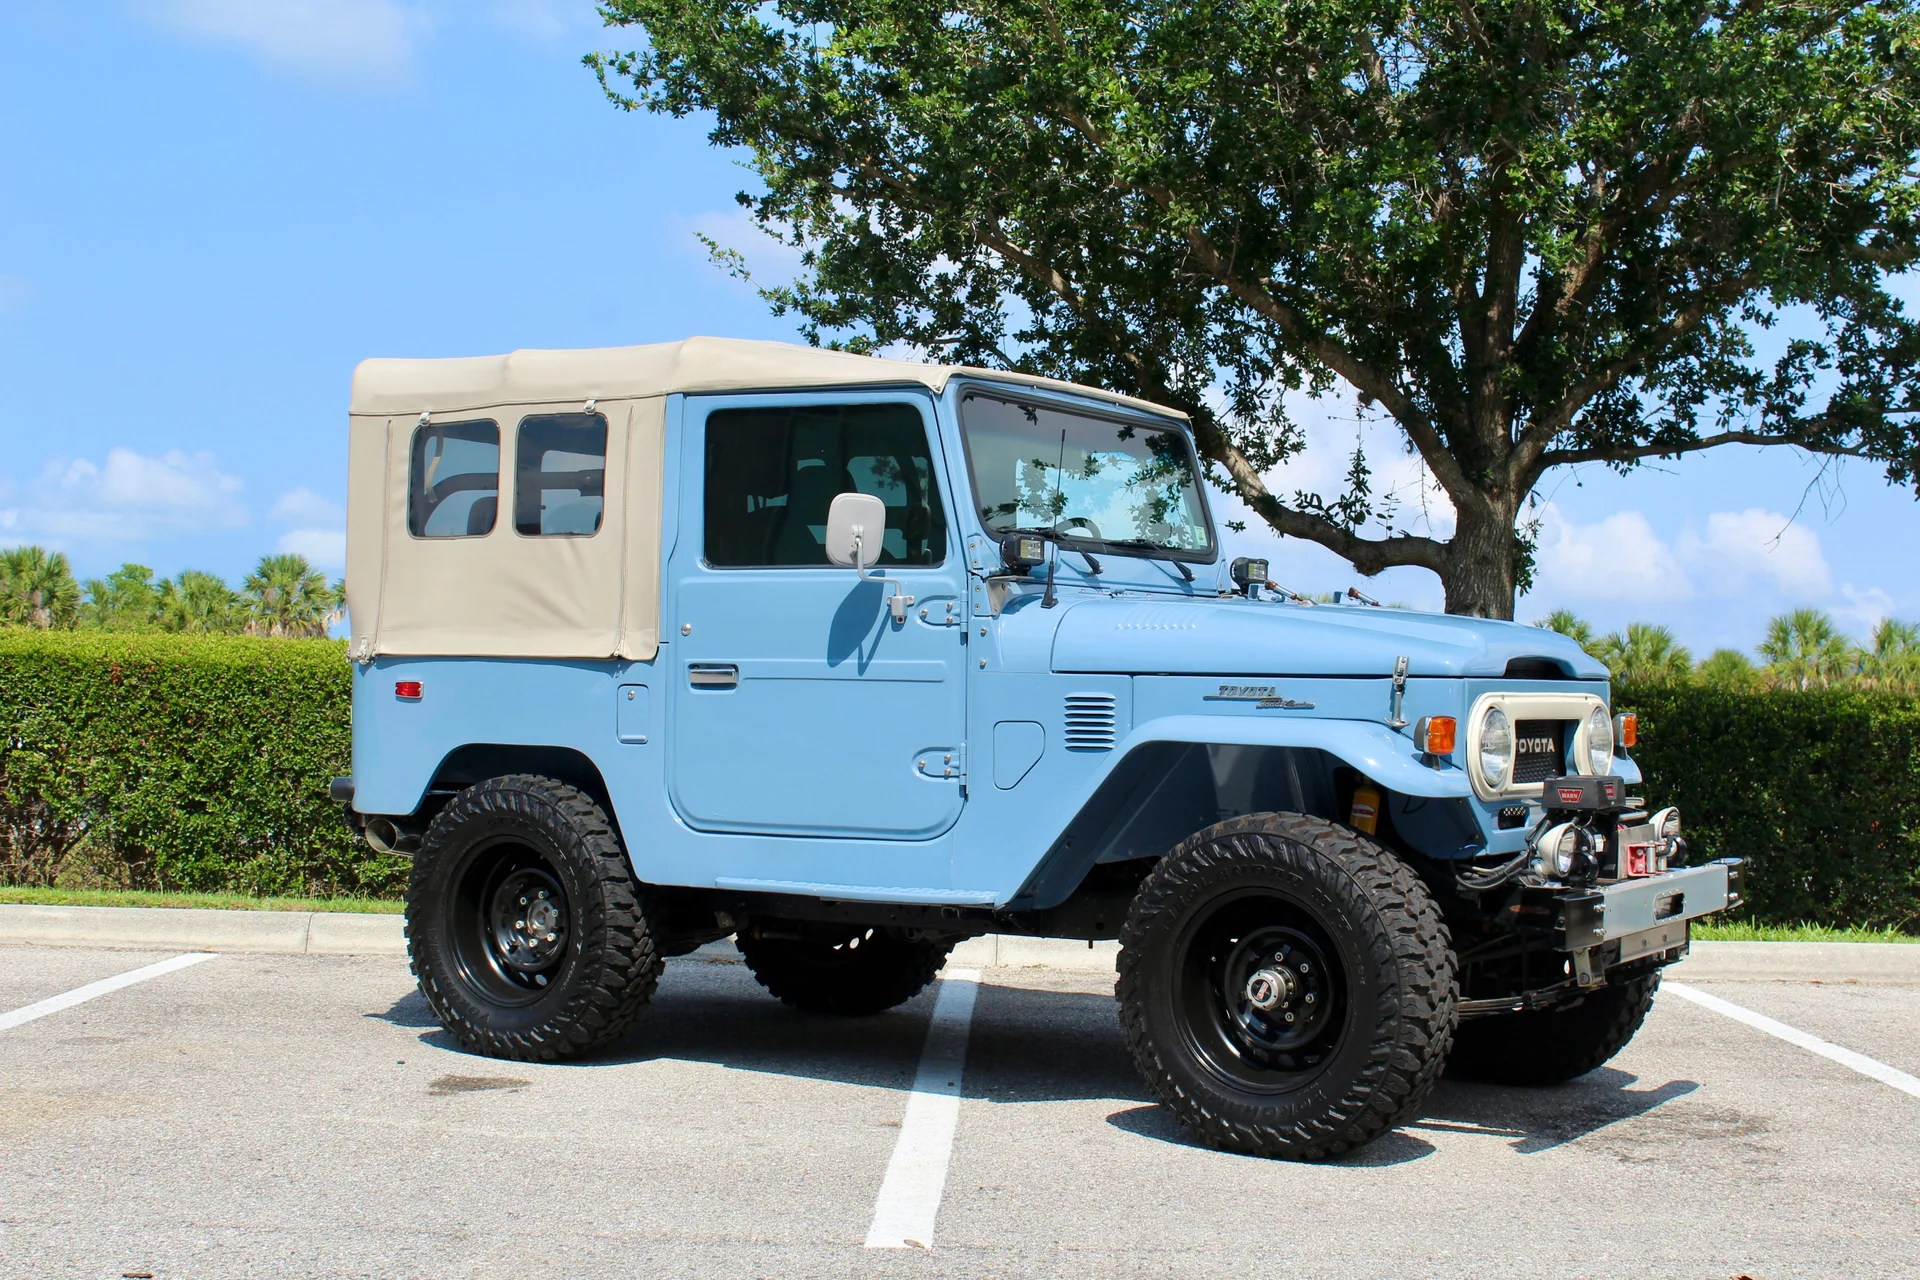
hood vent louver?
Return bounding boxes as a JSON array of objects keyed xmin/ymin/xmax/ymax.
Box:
[{"xmin": 1065, "ymin": 693, "xmax": 1119, "ymax": 750}]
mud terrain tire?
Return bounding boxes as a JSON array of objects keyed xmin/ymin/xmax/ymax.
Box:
[
  {"xmin": 406, "ymin": 774, "xmax": 663, "ymax": 1061},
  {"xmin": 1118, "ymin": 813, "xmax": 1457, "ymax": 1161},
  {"xmin": 1446, "ymin": 974, "xmax": 1660, "ymax": 1085},
  {"xmin": 736, "ymin": 925, "xmax": 953, "ymax": 1015}
]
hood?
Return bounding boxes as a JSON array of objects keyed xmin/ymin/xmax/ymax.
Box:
[{"xmin": 1049, "ymin": 597, "xmax": 1606, "ymax": 679}]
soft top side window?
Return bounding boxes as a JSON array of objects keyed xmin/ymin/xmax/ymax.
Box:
[
  {"xmin": 409, "ymin": 419, "xmax": 500, "ymax": 538},
  {"xmin": 703, "ymin": 402, "xmax": 947, "ymax": 568},
  {"xmin": 516, "ymin": 412, "xmax": 608, "ymax": 537}
]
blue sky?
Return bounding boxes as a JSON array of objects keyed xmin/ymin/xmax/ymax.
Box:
[{"xmin": 2, "ymin": 1, "xmax": 1916, "ymax": 656}]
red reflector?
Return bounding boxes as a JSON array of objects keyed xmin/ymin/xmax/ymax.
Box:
[
  {"xmin": 395, "ymin": 681, "xmax": 423, "ymax": 700},
  {"xmin": 1558, "ymin": 787, "xmax": 1584, "ymax": 805}
]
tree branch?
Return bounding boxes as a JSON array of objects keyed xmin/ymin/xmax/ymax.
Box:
[{"xmin": 1541, "ymin": 430, "xmax": 1874, "ymax": 469}]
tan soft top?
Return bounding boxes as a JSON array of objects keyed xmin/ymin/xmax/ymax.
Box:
[
  {"xmin": 350, "ymin": 336, "xmax": 1184, "ymax": 420},
  {"xmin": 346, "ymin": 337, "xmax": 1183, "ymax": 664}
]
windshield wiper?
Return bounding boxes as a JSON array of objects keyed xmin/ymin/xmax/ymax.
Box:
[{"xmin": 1103, "ymin": 539, "xmax": 1195, "ymax": 582}]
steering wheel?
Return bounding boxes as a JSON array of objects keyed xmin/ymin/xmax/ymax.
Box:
[{"xmin": 1054, "ymin": 516, "xmax": 1103, "ymax": 540}]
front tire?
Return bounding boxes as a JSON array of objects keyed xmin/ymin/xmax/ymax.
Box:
[
  {"xmin": 736, "ymin": 924, "xmax": 953, "ymax": 1015},
  {"xmin": 406, "ymin": 774, "xmax": 663, "ymax": 1061},
  {"xmin": 1118, "ymin": 814, "xmax": 1457, "ymax": 1161},
  {"xmin": 1446, "ymin": 974, "xmax": 1660, "ymax": 1085}
]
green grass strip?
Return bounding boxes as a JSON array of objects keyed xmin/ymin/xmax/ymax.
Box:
[
  {"xmin": 0, "ymin": 886, "xmax": 403, "ymax": 914},
  {"xmin": 1693, "ymin": 919, "xmax": 1918, "ymax": 943}
]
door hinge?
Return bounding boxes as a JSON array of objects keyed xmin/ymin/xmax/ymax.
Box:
[{"xmin": 915, "ymin": 744, "xmax": 967, "ymax": 782}]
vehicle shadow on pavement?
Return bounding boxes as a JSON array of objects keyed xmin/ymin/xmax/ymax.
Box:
[
  {"xmin": 373, "ymin": 960, "xmax": 1149, "ymax": 1103},
  {"xmin": 1412, "ymin": 1069, "xmax": 1700, "ymax": 1154}
]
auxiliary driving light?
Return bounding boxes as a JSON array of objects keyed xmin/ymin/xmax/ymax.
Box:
[{"xmin": 1531, "ymin": 821, "xmax": 1584, "ymax": 879}]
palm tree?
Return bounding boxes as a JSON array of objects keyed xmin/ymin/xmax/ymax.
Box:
[
  {"xmin": 159, "ymin": 570, "xmax": 243, "ymax": 634},
  {"xmin": 1592, "ymin": 622, "xmax": 1693, "ymax": 684},
  {"xmin": 1858, "ymin": 618, "xmax": 1920, "ymax": 693},
  {"xmin": 1534, "ymin": 608, "xmax": 1596, "ymax": 651},
  {"xmin": 1695, "ymin": 648, "xmax": 1761, "ymax": 692},
  {"xmin": 1759, "ymin": 608, "xmax": 1853, "ymax": 691},
  {"xmin": 0, "ymin": 545, "xmax": 81, "ymax": 629},
  {"xmin": 242, "ymin": 554, "xmax": 331, "ymax": 638}
]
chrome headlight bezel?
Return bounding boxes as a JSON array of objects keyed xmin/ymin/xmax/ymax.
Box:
[
  {"xmin": 1475, "ymin": 706, "xmax": 1514, "ymax": 791},
  {"xmin": 1585, "ymin": 705, "xmax": 1614, "ymax": 774}
]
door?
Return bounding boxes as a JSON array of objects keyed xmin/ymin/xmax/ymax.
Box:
[{"xmin": 667, "ymin": 392, "xmax": 969, "ymax": 839}]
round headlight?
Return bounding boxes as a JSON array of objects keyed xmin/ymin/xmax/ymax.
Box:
[
  {"xmin": 1532, "ymin": 821, "xmax": 1581, "ymax": 878},
  {"xmin": 1477, "ymin": 706, "xmax": 1514, "ymax": 790},
  {"xmin": 1586, "ymin": 706, "xmax": 1614, "ymax": 774}
]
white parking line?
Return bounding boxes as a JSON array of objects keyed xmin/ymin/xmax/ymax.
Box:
[
  {"xmin": 863, "ymin": 968, "xmax": 981, "ymax": 1250},
  {"xmin": 0, "ymin": 953, "xmax": 219, "ymax": 1033},
  {"xmin": 1665, "ymin": 980, "xmax": 1920, "ymax": 1100}
]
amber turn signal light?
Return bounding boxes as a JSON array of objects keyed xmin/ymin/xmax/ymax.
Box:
[
  {"xmin": 1414, "ymin": 715, "xmax": 1456, "ymax": 755},
  {"xmin": 1614, "ymin": 711, "xmax": 1637, "ymax": 748}
]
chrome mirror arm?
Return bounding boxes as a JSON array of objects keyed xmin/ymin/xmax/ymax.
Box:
[{"xmin": 852, "ymin": 530, "xmax": 916, "ymax": 624}]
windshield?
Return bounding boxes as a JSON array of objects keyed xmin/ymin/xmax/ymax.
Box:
[{"xmin": 959, "ymin": 393, "xmax": 1214, "ymax": 557}]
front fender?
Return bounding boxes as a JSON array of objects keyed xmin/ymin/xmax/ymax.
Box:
[{"xmin": 1120, "ymin": 714, "xmax": 1469, "ymax": 798}]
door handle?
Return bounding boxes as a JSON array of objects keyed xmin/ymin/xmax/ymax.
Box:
[{"xmin": 688, "ymin": 664, "xmax": 739, "ymax": 689}]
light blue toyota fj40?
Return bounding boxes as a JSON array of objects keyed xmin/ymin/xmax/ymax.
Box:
[{"xmin": 335, "ymin": 337, "xmax": 1742, "ymax": 1160}]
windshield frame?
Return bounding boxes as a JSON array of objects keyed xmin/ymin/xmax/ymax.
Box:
[{"xmin": 955, "ymin": 385, "xmax": 1219, "ymax": 565}]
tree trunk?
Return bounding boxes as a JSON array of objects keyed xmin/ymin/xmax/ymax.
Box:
[{"xmin": 1441, "ymin": 503, "xmax": 1519, "ymax": 620}]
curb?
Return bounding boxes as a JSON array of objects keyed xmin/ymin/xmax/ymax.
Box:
[{"xmin": 3, "ymin": 904, "xmax": 1917, "ymax": 982}]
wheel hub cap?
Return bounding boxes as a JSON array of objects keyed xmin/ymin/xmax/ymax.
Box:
[{"xmin": 489, "ymin": 869, "xmax": 568, "ymax": 977}]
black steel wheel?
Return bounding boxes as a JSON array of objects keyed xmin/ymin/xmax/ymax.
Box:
[
  {"xmin": 1119, "ymin": 813, "xmax": 1456, "ymax": 1160},
  {"xmin": 736, "ymin": 923, "xmax": 952, "ymax": 1015},
  {"xmin": 406, "ymin": 774, "xmax": 663, "ymax": 1061}
]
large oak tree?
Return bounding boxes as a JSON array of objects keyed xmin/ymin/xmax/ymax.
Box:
[{"xmin": 593, "ymin": 0, "xmax": 1920, "ymax": 616}]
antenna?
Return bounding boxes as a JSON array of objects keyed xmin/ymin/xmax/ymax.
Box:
[{"xmin": 1041, "ymin": 427, "xmax": 1068, "ymax": 609}]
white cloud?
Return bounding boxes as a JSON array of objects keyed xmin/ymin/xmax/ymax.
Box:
[
  {"xmin": 139, "ymin": 0, "xmax": 421, "ymax": 81},
  {"xmin": 1833, "ymin": 583, "xmax": 1897, "ymax": 636},
  {"xmin": 1675, "ymin": 507, "xmax": 1832, "ymax": 598},
  {"xmin": 276, "ymin": 528, "xmax": 346, "ymax": 570},
  {"xmin": 268, "ymin": 485, "xmax": 346, "ymax": 570},
  {"xmin": 1529, "ymin": 502, "xmax": 1692, "ymax": 602},
  {"xmin": 268, "ymin": 486, "xmax": 345, "ymax": 527},
  {"xmin": 2, "ymin": 448, "xmax": 248, "ymax": 541}
]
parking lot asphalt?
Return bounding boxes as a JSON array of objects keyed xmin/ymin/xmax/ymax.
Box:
[{"xmin": 2, "ymin": 945, "xmax": 1916, "ymax": 1280}]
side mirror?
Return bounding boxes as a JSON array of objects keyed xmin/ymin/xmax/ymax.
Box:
[{"xmin": 825, "ymin": 492, "xmax": 887, "ymax": 569}]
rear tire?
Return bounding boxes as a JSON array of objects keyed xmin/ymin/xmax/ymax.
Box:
[
  {"xmin": 1446, "ymin": 974, "xmax": 1660, "ymax": 1085},
  {"xmin": 1118, "ymin": 813, "xmax": 1456, "ymax": 1161},
  {"xmin": 405, "ymin": 774, "xmax": 663, "ymax": 1061},
  {"xmin": 736, "ymin": 924, "xmax": 953, "ymax": 1015}
]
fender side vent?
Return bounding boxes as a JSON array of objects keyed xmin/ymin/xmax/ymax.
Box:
[{"xmin": 1064, "ymin": 693, "xmax": 1118, "ymax": 750}]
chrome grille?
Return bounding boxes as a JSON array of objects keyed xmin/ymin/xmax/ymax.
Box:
[{"xmin": 1064, "ymin": 693, "xmax": 1118, "ymax": 750}]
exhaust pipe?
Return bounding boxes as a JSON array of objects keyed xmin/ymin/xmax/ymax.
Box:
[{"xmin": 363, "ymin": 817, "xmax": 423, "ymax": 856}]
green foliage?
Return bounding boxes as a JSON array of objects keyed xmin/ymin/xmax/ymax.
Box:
[
  {"xmin": 1623, "ymin": 682, "xmax": 1920, "ymax": 931},
  {"xmin": 1533, "ymin": 608, "xmax": 1595, "ymax": 651},
  {"xmin": 1759, "ymin": 607, "xmax": 1854, "ymax": 690},
  {"xmin": 1696, "ymin": 648, "xmax": 1762, "ymax": 692},
  {"xmin": 1861, "ymin": 618, "xmax": 1920, "ymax": 693},
  {"xmin": 242, "ymin": 553, "xmax": 339, "ymax": 638},
  {"xmin": 594, "ymin": 0, "xmax": 1920, "ymax": 618},
  {"xmin": 1592, "ymin": 622, "xmax": 1692, "ymax": 685},
  {"xmin": 0, "ymin": 631, "xmax": 403, "ymax": 898},
  {"xmin": 0, "ymin": 886, "xmax": 403, "ymax": 913},
  {"xmin": 0, "ymin": 546, "xmax": 80, "ymax": 628}
]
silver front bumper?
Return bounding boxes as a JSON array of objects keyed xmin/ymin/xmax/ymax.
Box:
[{"xmin": 1556, "ymin": 859, "xmax": 1745, "ymax": 953}]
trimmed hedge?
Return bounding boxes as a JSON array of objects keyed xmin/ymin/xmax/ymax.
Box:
[
  {"xmin": 0, "ymin": 631, "xmax": 404, "ymax": 897},
  {"xmin": 1622, "ymin": 682, "xmax": 1920, "ymax": 932},
  {"xmin": 1, "ymin": 632, "xmax": 1914, "ymax": 925}
]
